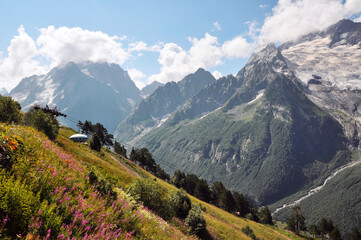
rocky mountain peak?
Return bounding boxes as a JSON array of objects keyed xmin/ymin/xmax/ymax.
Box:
[{"xmin": 326, "ymin": 19, "xmax": 361, "ymax": 47}]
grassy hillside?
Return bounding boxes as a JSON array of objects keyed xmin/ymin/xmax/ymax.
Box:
[{"xmin": 0, "ymin": 123, "xmax": 304, "ymax": 239}]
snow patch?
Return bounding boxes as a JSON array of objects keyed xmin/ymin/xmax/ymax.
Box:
[{"xmin": 80, "ymin": 68, "xmax": 94, "ymax": 78}]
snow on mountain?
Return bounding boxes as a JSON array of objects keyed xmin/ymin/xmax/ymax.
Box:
[
  {"xmin": 280, "ymin": 19, "xmax": 361, "ymax": 90},
  {"xmin": 10, "ymin": 62, "xmax": 142, "ymax": 133},
  {"xmin": 281, "ymin": 36, "xmax": 361, "ymax": 90}
]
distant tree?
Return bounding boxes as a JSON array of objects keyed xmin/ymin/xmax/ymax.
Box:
[
  {"xmin": 114, "ymin": 141, "xmax": 127, "ymax": 157},
  {"xmin": 308, "ymin": 224, "xmax": 319, "ymax": 238},
  {"xmin": 171, "ymin": 170, "xmax": 186, "ymax": 189},
  {"xmin": 218, "ymin": 190, "xmax": 236, "ymax": 212},
  {"xmin": 77, "ymin": 120, "xmax": 83, "ymax": 132},
  {"xmin": 24, "ymin": 105, "xmax": 59, "ymax": 141},
  {"xmin": 184, "ymin": 205, "xmax": 206, "ymax": 236},
  {"xmin": 259, "ymin": 207, "xmax": 273, "ymax": 225},
  {"xmin": 128, "ymin": 178, "xmax": 174, "ymax": 220},
  {"xmin": 184, "ymin": 174, "xmax": 199, "ymax": 195},
  {"xmin": 0, "ymin": 95, "xmax": 22, "ymax": 124},
  {"xmin": 329, "ymin": 226, "xmax": 342, "ymax": 240},
  {"xmin": 233, "ymin": 192, "xmax": 252, "ymax": 217},
  {"xmin": 350, "ymin": 228, "xmax": 361, "ymax": 240},
  {"xmin": 286, "ymin": 206, "xmax": 306, "ymax": 234},
  {"xmin": 81, "ymin": 120, "xmax": 93, "ymax": 135},
  {"xmin": 317, "ymin": 218, "xmax": 334, "ymax": 237},
  {"xmin": 90, "ymin": 133, "xmax": 101, "ymax": 151},
  {"xmin": 93, "ymin": 123, "xmax": 113, "ymax": 146},
  {"xmin": 194, "ymin": 179, "xmax": 212, "ymax": 203},
  {"xmin": 211, "ymin": 181, "xmax": 227, "ymax": 206},
  {"xmin": 171, "ymin": 189, "xmax": 192, "ymax": 220}
]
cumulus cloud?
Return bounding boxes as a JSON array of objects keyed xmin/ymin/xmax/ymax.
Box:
[
  {"xmin": 0, "ymin": 26, "xmax": 47, "ymax": 91},
  {"xmin": 127, "ymin": 68, "xmax": 147, "ymax": 89},
  {"xmin": 149, "ymin": 33, "xmax": 253, "ymax": 84},
  {"xmin": 37, "ymin": 26, "xmax": 130, "ymax": 67},
  {"xmin": 212, "ymin": 70, "xmax": 223, "ymax": 79},
  {"xmin": 128, "ymin": 41, "xmax": 162, "ymax": 52},
  {"xmin": 222, "ymin": 36, "xmax": 254, "ymax": 59},
  {"xmin": 0, "ymin": 26, "xmax": 134, "ymax": 91},
  {"xmin": 258, "ymin": 0, "xmax": 361, "ymax": 45},
  {"xmin": 212, "ymin": 21, "xmax": 222, "ymax": 31}
]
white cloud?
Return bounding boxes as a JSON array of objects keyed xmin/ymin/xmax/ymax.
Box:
[
  {"xmin": 222, "ymin": 36, "xmax": 254, "ymax": 59},
  {"xmin": 149, "ymin": 33, "xmax": 253, "ymax": 84},
  {"xmin": 128, "ymin": 41, "xmax": 162, "ymax": 52},
  {"xmin": 37, "ymin": 26, "xmax": 130, "ymax": 67},
  {"xmin": 259, "ymin": 4, "xmax": 268, "ymax": 9},
  {"xmin": 0, "ymin": 26, "xmax": 47, "ymax": 92},
  {"xmin": 212, "ymin": 21, "xmax": 222, "ymax": 31},
  {"xmin": 127, "ymin": 68, "xmax": 147, "ymax": 89},
  {"xmin": 212, "ymin": 70, "xmax": 223, "ymax": 79},
  {"xmin": 0, "ymin": 26, "xmax": 134, "ymax": 91},
  {"xmin": 258, "ymin": 0, "xmax": 361, "ymax": 45}
]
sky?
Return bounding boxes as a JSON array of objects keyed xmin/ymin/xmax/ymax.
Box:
[{"xmin": 1, "ymin": 0, "xmax": 361, "ymax": 91}]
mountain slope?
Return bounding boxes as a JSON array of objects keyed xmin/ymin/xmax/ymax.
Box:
[
  {"xmin": 114, "ymin": 68, "xmax": 216, "ymax": 143},
  {"xmin": 10, "ymin": 62, "xmax": 141, "ymax": 133},
  {"xmin": 0, "ymin": 122, "xmax": 304, "ymax": 240},
  {"xmin": 131, "ymin": 44, "xmax": 350, "ymax": 206},
  {"xmin": 141, "ymin": 80, "xmax": 164, "ymax": 97}
]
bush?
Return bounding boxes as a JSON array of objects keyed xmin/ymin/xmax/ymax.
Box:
[
  {"xmin": 242, "ymin": 226, "xmax": 257, "ymax": 240},
  {"xmin": 24, "ymin": 106, "xmax": 59, "ymax": 141},
  {"xmin": 184, "ymin": 205, "xmax": 206, "ymax": 236},
  {"xmin": 0, "ymin": 96, "xmax": 22, "ymax": 124},
  {"xmin": 128, "ymin": 178, "xmax": 174, "ymax": 220},
  {"xmin": 90, "ymin": 133, "xmax": 101, "ymax": 151},
  {"xmin": 171, "ymin": 189, "xmax": 192, "ymax": 220},
  {"xmin": 0, "ymin": 175, "xmax": 40, "ymax": 236}
]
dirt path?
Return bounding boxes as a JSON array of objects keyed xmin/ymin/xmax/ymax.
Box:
[{"xmin": 273, "ymin": 157, "xmax": 361, "ymax": 215}]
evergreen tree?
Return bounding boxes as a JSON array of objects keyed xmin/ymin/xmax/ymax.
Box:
[
  {"xmin": 329, "ymin": 226, "xmax": 342, "ymax": 240},
  {"xmin": 286, "ymin": 206, "xmax": 306, "ymax": 234},
  {"xmin": 194, "ymin": 179, "xmax": 212, "ymax": 203},
  {"xmin": 171, "ymin": 189, "xmax": 192, "ymax": 220},
  {"xmin": 90, "ymin": 133, "xmax": 102, "ymax": 151},
  {"xmin": 218, "ymin": 190, "xmax": 236, "ymax": 212},
  {"xmin": 233, "ymin": 192, "xmax": 252, "ymax": 217},
  {"xmin": 350, "ymin": 228, "xmax": 361, "ymax": 240},
  {"xmin": 259, "ymin": 207, "xmax": 273, "ymax": 225},
  {"xmin": 114, "ymin": 141, "xmax": 127, "ymax": 157},
  {"xmin": 211, "ymin": 181, "xmax": 227, "ymax": 206}
]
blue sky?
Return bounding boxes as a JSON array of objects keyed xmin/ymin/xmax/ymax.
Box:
[{"xmin": 1, "ymin": 0, "xmax": 361, "ymax": 90}]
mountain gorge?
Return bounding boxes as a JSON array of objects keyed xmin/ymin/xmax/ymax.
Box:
[{"xmin": 10, "ymin": 62, "xmax": 142, "ymax": 133}]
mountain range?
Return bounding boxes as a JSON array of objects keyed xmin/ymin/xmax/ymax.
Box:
[
  {"xmin": 7, "ymin": 18, "xmax": 361, "ymax": 238},
  {"xmin": 114, "ymin": 19, "xmax": 361, "ymax": 237},
  {"xmin": 10, "ymin": 61, "xmax": 142, "ymax": 133}
]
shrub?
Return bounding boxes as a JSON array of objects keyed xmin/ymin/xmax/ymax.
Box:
[
  {"xmin": 184, "ymin": 205, "xmax": 206, "ymax": 236},
  {"xmin": 0, "ymin": 175, "xmax": 40, "ymax": 236},
  {"xmin": 171, "ymin": 189, "xmax": 192, "ymax": 220},
  {"xmin": 128, "ymin": 178, "xmax": 174, "ymax": 220},
  {"xmin": 0, "ymin": 96, "xmax": 22, "ymax": 124},
  {"xmin": 24, "ymin": 106, "xmax": 59, "ymax": 141},
  {"xmin": 242, "ymin": 226, "xmax": 257, "ymax": 240}
]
